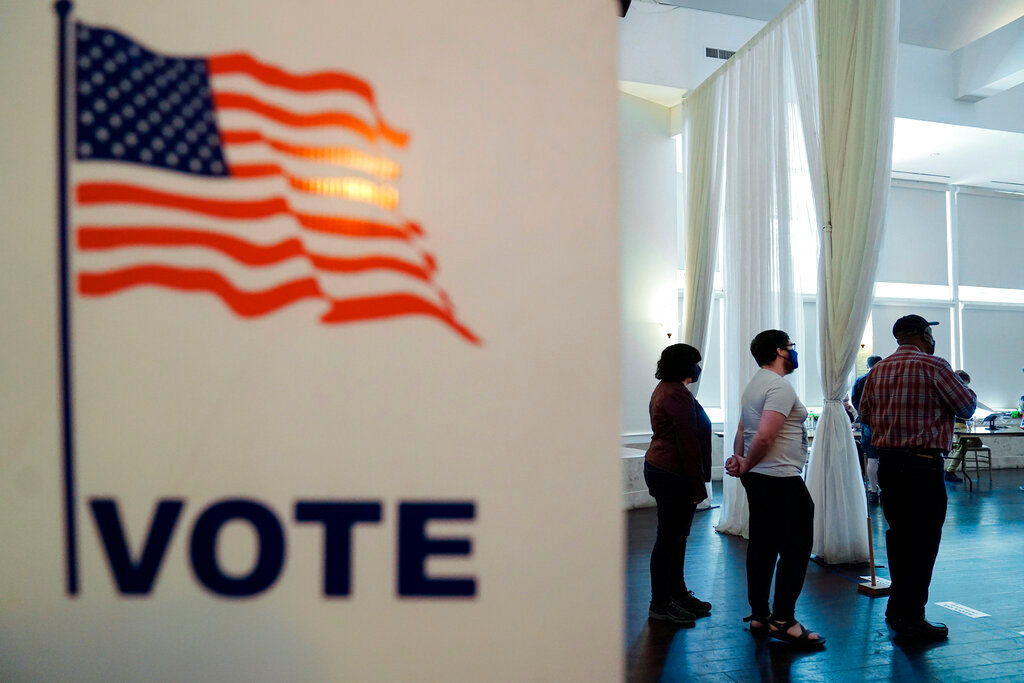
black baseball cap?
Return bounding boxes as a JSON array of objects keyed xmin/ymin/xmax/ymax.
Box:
[{"xmin": 892, "ymin": 314, "xmax": 939, "ymax": 338}]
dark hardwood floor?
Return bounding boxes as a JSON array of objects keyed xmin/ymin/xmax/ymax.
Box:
[{"xmin": 625, "ymin": 469, "xmax": 1024, "ymax": 682}]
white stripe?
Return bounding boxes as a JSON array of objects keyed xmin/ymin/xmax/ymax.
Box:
[
  {"xmin": 209, "ymin": 73, "xmax": 380, "ymax": 123},
  {"xmin": 934, "ymin": 602, "xmax": 990, "ymax": 618},
  {"xmin": 214, "ymin": 109, "xmax": 395, "ymax": 150},
  {"xmin": 75, "ymin": 244, "xmax": 445, "ymax": 306},
  {"xmin": 74, "ymin": 161, "xmax": 398, "ymax": 222},
  {"xmin": 74, "ymin": 203, "xmax": 430, "ymax": 264}
]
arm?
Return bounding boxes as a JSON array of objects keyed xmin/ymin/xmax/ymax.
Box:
[
  {"xmin": 851, "ymin": 375, "xmax": 865, "ymax": 412},
  {"xmin": 671, "ymin": 393, "xmax": 712, "ymax": 505},
  {"xmin": 725, "ymin": 419, "xmax": 744, "ymax": 477},
  {"xmin": 858, "ymin": 376, "xmax": 873, "ymax": 427},
  {"xmin": 935, "ymin": 363, "xmax": 977, "ymax": 420},
  {"xmin": 733, "ymin": 419, "xmax": 745, "ymax": 458},
  {"xmin": 735, "ymin": 411, "xmax": 787, "ymax": 475},
  {"xmin": 666, "ymin": 390, "xmax": 709, "ymax": 503}
]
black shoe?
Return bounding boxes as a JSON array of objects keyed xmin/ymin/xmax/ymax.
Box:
[
  {"xmin": 649, "ymin": 601, "xmax": 696, "ymax": 625},
  {"xmin": 674, "ymin": 590, "xmax": 712, "ymax": 615},
  {"xmin": 886, "ymin": 617, "xmax": 948, "ymax": 640},
  {"xmin": 944, "ymin": 472, "xmax": 962, "ymax": 482}
]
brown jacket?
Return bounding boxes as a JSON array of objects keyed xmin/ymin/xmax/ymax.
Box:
[{"xmin": 645, "ymin": 381, "xmax": 712, "ymax": 503}]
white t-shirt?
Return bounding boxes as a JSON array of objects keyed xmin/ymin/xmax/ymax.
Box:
[{"xmin": 741, "ymin": 368, "xmax": 809, "ymax": 477}]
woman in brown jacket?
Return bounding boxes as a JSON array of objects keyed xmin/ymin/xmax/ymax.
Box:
[{"xmin": 644, "ymin": 343, "xmax": 713, "ymax": 626}]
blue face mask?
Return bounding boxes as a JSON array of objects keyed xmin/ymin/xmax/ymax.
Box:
[
  {"xmin": 787, "ymin": 348, "xmax": 799, "ymax": 370},
  {"xmin": 690, "ymin": 364, "xmax": 702, "ymax": 382}
]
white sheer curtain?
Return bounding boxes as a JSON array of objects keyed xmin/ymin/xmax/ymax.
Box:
[
  {"xmin": 803, "ymin": 0, "xmax": 899, "ymax": 564},
  {"xmin": 679, "ymin": 83, "xmax": 724, "ymax": 357},
  {"xmin": 680, "ymin": 82, "xmax": 725, "ymax": 509},
  {"xmin": 679, "ymin": 0, "xmax": 898, "ymax": 551},
  {"xmin": 704, "ymin": 0, "xmax": 813, "ymax": 537}
]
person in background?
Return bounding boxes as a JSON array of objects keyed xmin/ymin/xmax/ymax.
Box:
[
  {"xmin": 859, "ymin": 315, "xmax": 976, "ymax": 641},
  {"xmin": 644, "ymin": 344, "xmax": 713, "ymax": 626},
  {"xmin": 944, "ymin": 370, "xmax": 981, "ymax": 482},
  {"xmin": 725, "ymin": 330, "xmax": 825, "ymax": 649},
  {"xmin": 852, "ymin": 355, "xmax": 883, "ymax": 502}
]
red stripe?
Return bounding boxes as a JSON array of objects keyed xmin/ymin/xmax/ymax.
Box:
[
  {"xmin": 207, "ymin": 53, "xmax": 408, "ymax": 147},
  {"xmin": 78, "ymin": 181, "xmax": 285, "ymax": 218},
  {"xmin": 221, "ymin": 130, "xmax": 262, "ymax": 144},
  {"xmin": 79, "ymin": 266, "xmax": 323, "ymax": 317},
  {"xmin": 77, "ymin": 226, "xmax": 435, "ymax": 280},
  {"xmin": 229, "ymin": 162, "xmax": 283, "ymax": 178},
  {"xmin": 76, "ymin": 182, "xmax": 419, "ymax": 240},
  {"xmin": 214, "ymin": 91, "xmax": 376, "ymax": 141},
  {"xmin": 322, "ymin": 294, "xmax": 481, "ymax": 345},
  {"xmin": 209, "ymin": 53, "xmax": 377, "ymax": 97},
  {"xmin": 78, "ymin": 266, "xmax": 481, "ymax": 343},
  {"xmin": 309, "ymin": 253, "xmax": 431, "ymax": 281}
]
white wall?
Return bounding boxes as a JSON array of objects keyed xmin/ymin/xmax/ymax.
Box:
[
  {"xmin": 895, "ymin": 43, "xmax": 1024, "ymax": 134},
  {"xmin": 618, "ymin": 4, "xmax": 764, "ymax": 90},
  {"xmin": 619, "ymin": 93, "xmax": 677, "ymax": 436}
]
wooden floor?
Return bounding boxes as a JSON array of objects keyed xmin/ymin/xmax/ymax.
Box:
[{"xmin": 625, "ymin": 469, "xmax": 1024, "ymax": 682}]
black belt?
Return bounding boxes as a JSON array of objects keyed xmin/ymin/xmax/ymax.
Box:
[{"xmin": 877, "ymin": 447, "xmax": 946, "ymax": 461}]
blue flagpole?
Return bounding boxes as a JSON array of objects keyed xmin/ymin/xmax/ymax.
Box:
[{"xmin": 55, "ymin": 0, "xmax": 78, "ymax": 596}]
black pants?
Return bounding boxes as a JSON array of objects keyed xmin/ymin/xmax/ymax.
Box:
[
  {"xmin": 877, "ymin": 450, "xmax": 947, "ymax": 620},
  {"xmin": 741, "ymin": 472, "xmax": 814, "ymax": 622},
  {"xmin": 645, "ymin": 462, "xmax": 697, "ymax": 606}
]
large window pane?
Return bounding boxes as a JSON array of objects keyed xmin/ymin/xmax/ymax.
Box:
[
  {"xmin": 799, "ymin": 299, "xmax": 823, "ymax": 408},
  {"xmin": 877, "ymin": 186, "xmax": 948, "ymax": 285},
  {"xmin": 697, "ymin": 297, "xmax": 723, "ymax": 409},
  {"xmin": 958, "ymin": 193, "xmax": 1024, "ymax": 290},
  {"xmin": 870, "ymin": 303, "xmax": 954, "ymax": 364},
  {"xmin": 960, "ymin": 306, "xmax": 1024, "ymax": 409}
]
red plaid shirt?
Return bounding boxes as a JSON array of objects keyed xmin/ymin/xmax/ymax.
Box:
[{"xmin": 859, "ymin": 345, "xmax": 976, "ymax": 451}]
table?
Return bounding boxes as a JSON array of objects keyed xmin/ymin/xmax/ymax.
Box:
[{"xmin": 952, "ymin": 426, "xmax": 1024, "ymax": 491}]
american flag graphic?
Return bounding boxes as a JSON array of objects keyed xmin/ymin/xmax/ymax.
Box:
[{"xmin": 73, "ymin": 22, "xmax": 479, "ymax": 344}]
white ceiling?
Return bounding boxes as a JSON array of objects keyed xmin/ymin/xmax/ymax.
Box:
[
  {"xmin": 892, "ymin": 117, "xmax": 1024, "ymax": 191},
  {"xmin": 618, "ymin": 80, "xmax": 687, "ymax": 107},
  {"xmin": 651, "ymin": 0, "xmax": 1024, "ymax": 51},
  {"xmin": 629, "ymin": 1, "xmax": 1024, "ymax": 192}
]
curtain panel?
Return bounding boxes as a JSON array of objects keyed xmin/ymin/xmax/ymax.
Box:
[
  {"xmin": 705, "ymin": 0, "xmax": 816, "ymax": 538},
  {"xmin": 680, "ymin": 83, "xmax": 723, "ymax": 359},
  {"xmin": 676, "ymin": 0, "xmax": 898, "ymax": 555},
  {"xmin": 804, "ymin": 0, "xmax": 899, "ymax": 564}
]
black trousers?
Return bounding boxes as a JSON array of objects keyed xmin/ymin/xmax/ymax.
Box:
[
  {"xmin": 741, "ymin": 472, "xmax": 814, "ymax": 622},
  {"xmin": 877, "ymin": 449, "xmax": 947, "ymax": 620},
  {"xmin": 645, "ymin": 462, "xmax": 698, "ymax": 606}
]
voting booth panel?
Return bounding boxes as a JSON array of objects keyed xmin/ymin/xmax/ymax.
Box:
[{"xmin": 0, "ymin": 1, "xmax": 621, "ymax": 680}]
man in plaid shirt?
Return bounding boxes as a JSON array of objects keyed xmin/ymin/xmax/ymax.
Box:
[{"xmin": 860, "ymin": 315, "xmax": 976, "ymax": 641}]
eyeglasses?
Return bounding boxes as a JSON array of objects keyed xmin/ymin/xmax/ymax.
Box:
[{"xmin": 784, "ymin": 343, "xmax": 797, "ymax": 350}]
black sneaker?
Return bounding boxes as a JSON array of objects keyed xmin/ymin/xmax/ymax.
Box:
[
  {"xmin": 944, "ymin": 471, "xmax": 962, "ymax": 482},
  {"xmin": 674, "ymin": 590, "xmax": 712, "ymax": 615},
  {"xmin": 649, "ymin": 601, "xmax": 696, "ymax": 625}
]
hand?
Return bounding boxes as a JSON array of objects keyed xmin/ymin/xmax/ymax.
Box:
[{"xmin": 725, "ymin": 455, "xmax": 744, "ymax": 478}]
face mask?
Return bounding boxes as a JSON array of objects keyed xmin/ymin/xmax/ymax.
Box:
[
  {"xmin": 922, "ymin": 329, "xmax": 935, "ymax": 355},
  {"xmin": 690, "ymin": 364, "xmax": 702, "ymax": 382},
  {"xmin": 787, "ymin": 348, "xmax": 799, "ymax": 370}
]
